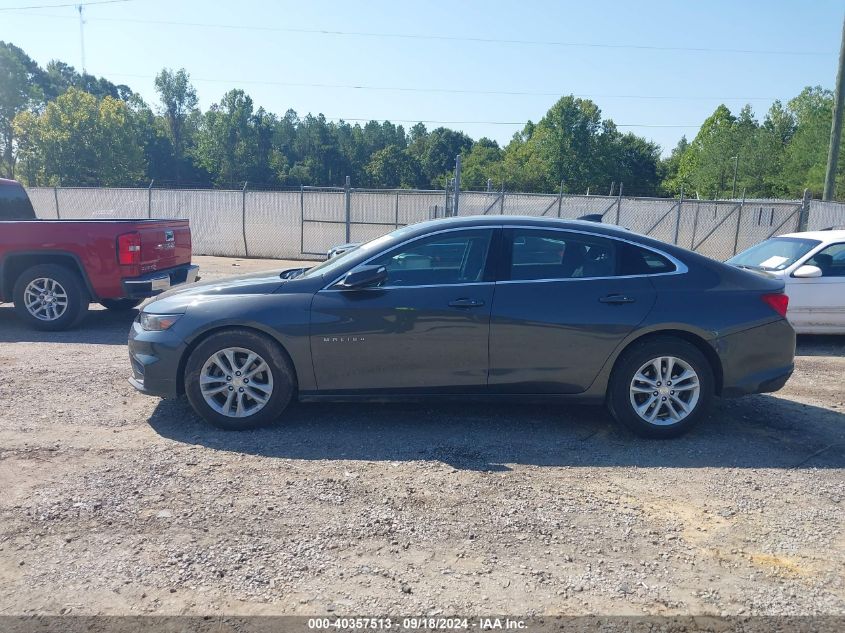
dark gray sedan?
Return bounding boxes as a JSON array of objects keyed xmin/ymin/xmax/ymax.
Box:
[{"xmin": 128, "ymin": 216, "xmax": 795, "ymax": 438}]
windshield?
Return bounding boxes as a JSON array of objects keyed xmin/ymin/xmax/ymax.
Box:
[
  {"xmin": 726, "ymin": 237, "xmax": 821, "ymax": 271},
  {"xmin": 299, "ymin": 225, "xmax": 416, "ymax": 279}
]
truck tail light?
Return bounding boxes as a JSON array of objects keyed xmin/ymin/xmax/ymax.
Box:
[
  {"xmin": 761, "ymin": 292, "xmax": 789, "ymax": 317},
  {"xmin": 117, "ymin": 231, "xmax": 141, "ymax": 266}
]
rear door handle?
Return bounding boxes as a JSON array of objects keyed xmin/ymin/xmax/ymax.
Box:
[
  {"xmin": 599, "ymin": 294, "xmax": 636, "ymax": 304},
  {"xmin": 449, "ymin": 298, "xmax": 485, "ymax": 308}
]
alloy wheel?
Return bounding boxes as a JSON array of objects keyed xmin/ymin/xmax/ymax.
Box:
[
  {"xmin": 23, "ymin": 277, "xmax": 68, "ymax": 321},
  {"xmin": 200, "ymin": 347, "xmax": 274, "ymax": 418},
  {"xmin": 629, "ymin": 356, "xmax": 700, "ymax": 426}
]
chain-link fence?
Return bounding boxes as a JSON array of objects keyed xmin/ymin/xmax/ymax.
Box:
[{"xmin": 24, "ymin": 185, "xmax": 845, "ymax": 261}]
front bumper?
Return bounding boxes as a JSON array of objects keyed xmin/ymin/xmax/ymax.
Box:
[
  {"xmin": 128, "ymin": 318, "xmax": 187, "ymax": 398},
  {"xmin": 122, "ymin": 264, "xmax": 199, "ymax": 299},
  {"xmin": 714, "ymin": 318, "xmax": 796, "ymax": 398}
]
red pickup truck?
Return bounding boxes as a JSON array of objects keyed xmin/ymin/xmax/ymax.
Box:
[{"xmin": 0, "ymin": 178, "xmax": 198, "ymax": 330}]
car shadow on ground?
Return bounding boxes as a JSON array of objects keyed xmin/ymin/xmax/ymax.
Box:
[
  {"xmin": 796, "ymin": 334, "xmax": 845, "ymax": 356},
  {"xmin": 148, "ymin": 393, "xmax": 845, "ymax": 472},
  {"xmin": 0, "ymin": 304, "xmax": 133, "ymax": 345}
]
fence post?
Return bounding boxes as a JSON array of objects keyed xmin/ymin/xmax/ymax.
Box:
[
  {"xmin": 732, "ymin": 189, "xmax": 746, "ymax": 256},
  {"xmin": 673, "ymin": 186, "xmax": 684, "ymax": 245},
  {"xmin": 54, "ymin": 186, "xmax": 60, "ymax": 219},
  {"xmin": 241, "ymin": 181, "xmax": 249, "ymax": 257},
  {"xmin": 147, "ymin": 179, "xmax": 154, "ymax": 219},
  {"xmin": 798, "ymin": 188, "xmax": 811, "ymax": 231},
  {"xmin": 344, "ymin": 176, "xmax": 351, "ymax": 243},
  {"xmin": 453, "ymin": 154, "xmax": 461, "ymax": 217},
  {"xmin": 500, "ymin": 183, "xmax": 505, "ymax": 215},
  {"xmin": 557, "ymin": 180, "xmax": 564, "ymax": 218},
  {"xmin": 395, "ymin": 190, "xmax": 400, "ymax": 229},
  {"xmin": 615, "ymin": 182, "xmax": 623, "ymax": 225},
  {"xmin": 299, "ymin": 185, "xmax": 305, "ymax": 255},
  {"xmin": 609, "ymin": 181, "xmax": 615, "ymax": 197},
  {"xmin": 690, "ymin": 193, "xmax": 700, "ymax": 250}
]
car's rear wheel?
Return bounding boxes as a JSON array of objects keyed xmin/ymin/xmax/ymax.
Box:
[
  {"xmin": 184, "ymin": 329, "xmax": 295, "ymax": 430},
  {"xmin": 12, "ymin": 264, "xmax": 90, "ymax": 331},
  {"xmin": 607, "ymin": 336, "xmax": 714, "ymax": 438},
  {"xmin": 100, "ymin": 298, "xmax": 143, "ymax": 311}
]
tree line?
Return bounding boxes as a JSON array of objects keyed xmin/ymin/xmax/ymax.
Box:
[{"xmin": 1, "ymin": 41, "xmax": 843, "ymax": 199}]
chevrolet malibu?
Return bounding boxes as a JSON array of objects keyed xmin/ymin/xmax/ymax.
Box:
[{"xmin": 128, "ymin": 216, "xmax": 796, "ymax": 438}]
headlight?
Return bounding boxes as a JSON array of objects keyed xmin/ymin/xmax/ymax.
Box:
[{"xmin": 139, "ymin": 312, "xmax": 182, "ymax": 331}]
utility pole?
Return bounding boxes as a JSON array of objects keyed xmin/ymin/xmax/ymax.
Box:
[
  {"xmin": 77, "ymin": 4, "xmax": 86, "ymax": 73},
  {"xmin": 823, "ymin": 13, "xmax": 845, "ymax": 201}
]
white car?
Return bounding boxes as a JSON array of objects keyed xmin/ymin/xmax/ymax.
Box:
[{"xmin": 727, "ymin": 229, "xmax": 845, "ymax": 334}]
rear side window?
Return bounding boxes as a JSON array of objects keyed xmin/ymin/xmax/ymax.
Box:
[
  {"xmin": 618, "ymin": 243, "xmax": 676, "ymax": 276},
  {"xmin": 508, "ymin": 229, "xmax": 617, "ymax": 280},
  {"xmin": 0, "ymin": 182, "xmax": 36, "ymax": 220}
]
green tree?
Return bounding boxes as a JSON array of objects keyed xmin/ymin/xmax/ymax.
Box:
[
  {"xmin": 365, "ymin": 144, "xmax": 419, "ymax": 187},
  {"xmin": 460, "ymin": 138, "xmax": 502, "ymax": 190},
  {"xmin": 0, "ymin": 42, "xmax": 44, "ymax": 178},
  {"xmin": 13, "ymin": 87, "xmax": 144, "ymax": 185},
  {"xmin": 154, "ymin": 68, "xmax": 199, "ymax": 184}
]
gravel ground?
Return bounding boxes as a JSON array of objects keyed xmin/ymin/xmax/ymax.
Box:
[{"xmin": 0, "ymin": 254, "xmax": 843, "ymax": 616}]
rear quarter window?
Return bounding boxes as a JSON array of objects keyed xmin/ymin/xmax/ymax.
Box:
[
  {"xmin": 0, "ymin": 183, "xmax": 36, "ymax": 220},
  {"xmin": 618, "ymin": 243, "xmax": 676, "ymax": 276}
]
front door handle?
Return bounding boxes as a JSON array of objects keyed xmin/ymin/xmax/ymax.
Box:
[
  {"xmin": 449, "ymin": 298, "xmax": 485, "ymax": 308},
  {"xmin": 599, "ymin": 294, "xmax": 636, "ymax": 304}
]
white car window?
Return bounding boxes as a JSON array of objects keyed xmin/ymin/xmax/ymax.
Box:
[{"xmin": 805, "ymin": 243, "xmax": 845, "ymax": 278}]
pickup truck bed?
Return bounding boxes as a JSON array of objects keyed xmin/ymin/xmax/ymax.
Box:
[{"xmin": 0, "ymin": 179, "xmax": 198, "ymax": 330}]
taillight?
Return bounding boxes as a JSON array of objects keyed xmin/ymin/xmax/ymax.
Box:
[
  {"xmin": 117, "ymin": 231, "xmax": 141, "ymax": 266},
  {"xmin": 761, "ymin": 293, "xmax": 789, "ymax": 317}
]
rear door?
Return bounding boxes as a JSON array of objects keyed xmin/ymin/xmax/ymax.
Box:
[
  {"xmin": 310, "ymin": 228, "xmax": 498, "ymax": 392},
  {"xmin": 489, "ymin": 228, "xmax": 660, "ymax": 393},
  {"xmin": 137, "ymin": 221, "xmax": 191, "ymax": 273},
  {"xmin": 787, "ymin": 242, "xmax": 845, "ymax": 331}
]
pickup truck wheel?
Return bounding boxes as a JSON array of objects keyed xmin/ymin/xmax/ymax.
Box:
[
  {"xmin": 100, "ymin": 298, "xmax": 143, "ymax": 312},
  {"xmin": 184, "ymin": 329, "xmax": 295, "ymax": 430},
  {"xmin": 13, "ymin": 264, "xmax": 90, "ymax": 331}
]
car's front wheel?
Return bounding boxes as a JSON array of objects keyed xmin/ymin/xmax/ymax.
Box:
[
  {"xmin": 607, "ymin": 336, "xmax": 714, "ymax": 438},
  {"xmin": 184, "ymin": 329, "xmax": 296, "ymax": 430}
]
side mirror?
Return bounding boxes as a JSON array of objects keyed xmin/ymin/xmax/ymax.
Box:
[
  {"xmin": 337, "ymin": 265, "xmax": 387, "ymax": 289},
  {"xmin": 793, "ymin": 265, "xmax": 822, "ymax": 279}
]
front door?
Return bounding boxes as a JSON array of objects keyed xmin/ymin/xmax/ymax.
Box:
[
  {"xmin": 489, "ymin": 228, "xmax": 659, "ymax": 393},
  {"xmin": 310, "ymin": 228, "xmax": 497, "ymax": 392},
  {"xmin": 788, "ymin": 242, "xmax": 845, "ymax": 332}
]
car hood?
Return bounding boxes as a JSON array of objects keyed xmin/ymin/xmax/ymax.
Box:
[{"xmin": 143, "ymin": 271, "xmax": 286, "ymax": 313}]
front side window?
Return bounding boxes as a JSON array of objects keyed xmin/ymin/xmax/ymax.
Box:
[
  {"xmin": 509, "ymin": 230, "xmax": 616, "ymax": 280},
  {"xmin": 727, "ymin": 237, "xmax": 821, "ymax": 271},
  {"xmin": 804, "ymin": 243, "xmax": 845, "ymax": 277},
  {"xmin": 368, "ymin": 229, "xmax": 493, "ymax": 287}
]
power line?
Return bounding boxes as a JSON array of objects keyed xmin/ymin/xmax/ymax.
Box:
[
  {"xmin": 110, "ymin": 72, "xmax": 780, "ymax": 102},
  {"xmin": 0, "ymin": 0, "xmax": 130, "ymax": 10},
  {"xmin": 319, "ymin": 118, "xmax": 699, "ymax": 128},
  {"xmin": 4, "ymin": 11, "xmax": 833, "ymax": 56}
]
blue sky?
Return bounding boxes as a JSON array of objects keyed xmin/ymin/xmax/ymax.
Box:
[{"xmin": 1, "ymin": 0, "xmax": 842, "ymax": 155}]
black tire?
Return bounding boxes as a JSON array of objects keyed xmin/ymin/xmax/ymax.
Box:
[
  {"xmin": 607, "ymin": 336, "xmax": 714, "ymax": 438},
  {"xmin": 100, "ymin": 298, "xmax": 143, "ymax": 311},
  {"xmin": 184, "ymin": 328, "xmax": 296, "ymax": 430},
  {"xmin": 12, "ymin": 263, "xmax": 90, "ymax": 331}
]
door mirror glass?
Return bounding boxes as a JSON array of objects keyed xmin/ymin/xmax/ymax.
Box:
[
  {"xmin": 337, "ymin": 265, "xmax": 387, "ymax": 289},
  {"xmin": 793, "ymin": 265, "xmax": 822, "ymax": 278}
]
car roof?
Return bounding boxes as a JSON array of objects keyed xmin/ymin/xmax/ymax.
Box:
[
  {"xmin": 779, "ymin": 229, "xmax": 845, "ymax": 242},
  {"xmin": 407, "ymin": 214, "xmax": 633, "ymax": 237}
]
